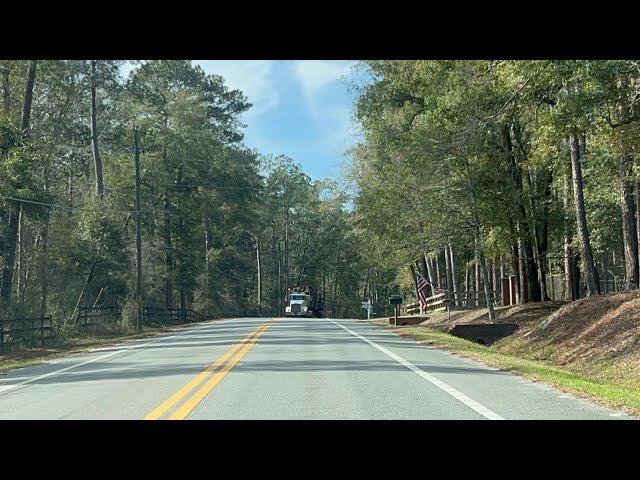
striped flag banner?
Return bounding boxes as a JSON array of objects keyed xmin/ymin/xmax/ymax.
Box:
[{"xmin": 415, "ymin": 270, "xmax": 430, "ymax": 310}]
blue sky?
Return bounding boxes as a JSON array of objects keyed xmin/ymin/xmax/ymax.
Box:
[{"xmin": 123, "ymin": 60, "xmax": 365, "ymax": 183}]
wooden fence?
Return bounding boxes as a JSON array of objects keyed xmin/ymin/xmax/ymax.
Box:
[
  {"xmin": 75, "ymin": 305, "xmax": 203, "ymax": 331},
  {"xmin": 402, "ymin": 289, "xmax": 500, "ymax": 316},
  {"xmin": 143, "ymin": 307, "xmax": 200, "ymax": 325},
  {"xmin": 0, "ymin": 315, "xmax": 53, "ymax": 352},
  {"xmin": 403, "ymin": 292, "xmax": 448, "ymax": 315},
  {"xmin": 1, "ymin": 305, "xmax": 206, "ymax": 353},
  {"xmin": 77, "ymin": 306, "xmax": 121, "ymax": 332}
]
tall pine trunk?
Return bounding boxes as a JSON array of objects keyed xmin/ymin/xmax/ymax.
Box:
[
  {"xmin": 533, "ymin": 168, "xmax": 552, "ymax": 301},
  {"xmin": 255, "ymin": 236, "xmax": 262, "ymax": 316},
  {"xmin": 204, "ymin": 215, "xmax": 211, "ymax": 283},
  {"xmin": 448, "ymin": 245, "xmax": 458, "ymax": 306},
  {"xmin": 164, "ymin": 198, "xmax": 174, "ymax": 310},
  {"xmin": 419, "ymin": 254, "xmax": 428, "ymax": 280},
  {"xmin": 479, "ymin": 249, "xmax": 495, "ymax": 318},
  {"xmin": 16, "ymin": 205, "xmax": 23, "ymax": 302},
  {"xmin": 511, "ymin": 242, "xmax": 521, "ymax": 304},
  {"xmin": 424, "ymin": 253, "xmax": 436, "ymax": 297},
  {"xmin": 518, "ymin": 237, "xmax": 528, "ymax": 303},
  {"xmin": 1, "ymin": 60, "xmax": 37, "ymax": 303},
  {"xmin": 444, "ymin": 246, "xmax": 453, "ymax": 299},
  {"xmin": 499, "ymin": 255, "xmax": 505, "ymax": 303},
  {"xmin": 619, "ymin": 154, "xmax": 638, "ymax": 289},
  {"xmin": 569, "ymin": 132, "xmax": 599, "ymax": 296},
  {"xmin": 635, "ymin": 169, "xmax": 640, "ymax": 278},
  {"xmin": 90, "ymin": 60, "xmax": 104, "ymax": 197},
  {"xmin": 20, "ymin": 61, "xmax": 37, "ymax": 136},
  {"xmin": 491, "ymin": 258, "xmax": 496, "ymax": 298},
  {"xmin": 563, "ymin": 172, "xmax": 576, "ymax": 300},
  {"xmin": 1, "ymin": 61, "xmax": 9, "ymax": 115},
  {"xmin": 40, "ymin": 219, "xmax": 48, "ymax": 318},
  {"xmin": 464, "ymin": 265, "xmax": 470, "ymax": 307},
  {"xmin": 409, "ymin": 263, "xmax": 420, "ymax": 309},
  {"xmin": 475, "ymin": 258, "xmax": 480, "ymax": 307}
]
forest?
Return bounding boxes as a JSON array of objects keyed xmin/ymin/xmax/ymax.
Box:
[
  {"xmin": 2, "ymin": 60, "xmax": 640, "ymax": 348},
  {"xmin": 352, "ymin": 60, "xmax": 640, "ymax": 320},
  {"xmin": 0, "ymin": 60, "xmax": 374, "ymax": 347}
]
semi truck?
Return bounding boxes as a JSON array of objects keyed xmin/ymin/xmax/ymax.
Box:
[{"xmin": 285, "ymin": 286, "xmax": 324, "ymax": 317}]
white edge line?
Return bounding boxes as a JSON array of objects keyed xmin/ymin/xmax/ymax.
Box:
[
  {"xmin": 0, "ymin": 319, "xmax": 233, "ymax": 395},
  {"xmin": 328, "ymin": 319, "xmax": 504, "ymax": 420}
]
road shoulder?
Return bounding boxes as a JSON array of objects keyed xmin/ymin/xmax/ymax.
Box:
[
  {"xmin": 365, "ymin": 319, "xmax": 639, "ymax": 418},
  {"xmin": 0, "ymin": 320, "xmax": 219, "ymax": 374}
]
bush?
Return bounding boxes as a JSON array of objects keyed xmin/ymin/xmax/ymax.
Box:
[{"xmin": 121, "ymin": 298, "xmax": 139, "ymax": 331}]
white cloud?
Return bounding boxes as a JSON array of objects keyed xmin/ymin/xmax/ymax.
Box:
[
  {"xmin": 292, "ymin": 61, "xmax": 360, "ymax": 158},
  {"xmin": 194, "ymin": 60, "xmax": 279, "ymax": 117},
  {"xmin": 293, "ymin": 60, "xmax": 352, "ymax": 92}
]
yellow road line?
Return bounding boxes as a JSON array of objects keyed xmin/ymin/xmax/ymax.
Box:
[
  {"xmin": 144, "ymin": 322, "xmax": 271, "ymax": 420},
  {"xmin": 169, "ymin": 320, "xmax": 277, "ymax": 420}
]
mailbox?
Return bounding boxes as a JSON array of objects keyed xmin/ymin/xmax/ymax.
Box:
[{"xmin": 389, "ymin": 295, "xmax": 403, "ymax": 305}]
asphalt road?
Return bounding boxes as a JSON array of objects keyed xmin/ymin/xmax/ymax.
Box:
[{"xmin": 0, "ymin": 317, "xmax": 634, "ymax": 419}]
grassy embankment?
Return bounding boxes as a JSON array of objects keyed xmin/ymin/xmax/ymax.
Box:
[{"xmin": 372, "ymin": 293, "xmax": 640, "ymax": 416}]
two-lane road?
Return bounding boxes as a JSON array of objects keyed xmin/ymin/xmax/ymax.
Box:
[{"xmin": 0, "ymin": 317, "xmax": 633, "ymax": 419}]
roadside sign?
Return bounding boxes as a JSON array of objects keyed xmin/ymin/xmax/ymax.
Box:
[
  {"xmin": 362, "ymin": 299, "xmax": 373, "ymax": 320},
  {"xmin": 389, "ymin": 295, "xmax": 402, "ymax": 305}
]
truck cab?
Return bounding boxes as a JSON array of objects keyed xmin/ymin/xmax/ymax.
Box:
[{"xmin": 285, "ymin": 293, "xmax": 311, "ymax": 317}]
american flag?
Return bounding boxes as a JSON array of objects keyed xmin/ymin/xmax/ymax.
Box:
[{"xmin": 415, "ymin": 270, "xmax": 430, "ymax": 309}]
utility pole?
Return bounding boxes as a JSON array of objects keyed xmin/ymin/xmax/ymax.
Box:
[
  {"xmin": 253, "ymin": 233, "xmax": 262, "ymax": 317},
  {"xmin": 134, "ymin": 126, "xmax": 143, "ymax": 332}
]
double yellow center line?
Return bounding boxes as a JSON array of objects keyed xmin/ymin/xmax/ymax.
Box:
[{"xmin": 145, "ymin": 319, "xmax": 278, "ymax": 420}]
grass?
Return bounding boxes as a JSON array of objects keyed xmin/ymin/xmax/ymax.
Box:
[
  {"xmin": 0, "ymin": 322, "xmax": 198, "ymax": 373},
  {"xmin": 371, "ymin": 319, "xmax": 640, "ymax": 416}
]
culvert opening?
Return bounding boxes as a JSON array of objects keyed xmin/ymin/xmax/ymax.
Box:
[{"xmin": 476, "ymin": 338, "xmax": 486, "ymax": 346}]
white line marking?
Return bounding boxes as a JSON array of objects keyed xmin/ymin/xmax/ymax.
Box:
[
  {"xmin": 328, "ymin": 319, "xmax": 504, "ymax": 420},
  {"xmin": 610, "ymin": 413, "xmax": 624, "ymax": 417},
  {"xmin": 0, "ymin": 319, "xmax": 236, "ymax": 396}
]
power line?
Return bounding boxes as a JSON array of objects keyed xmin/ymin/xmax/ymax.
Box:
[
  {"xmin": 210, "ymin": 265, "xmax": 252, "ymax": 284},
  {"xmin": 0, "ymin": 186, "xmax": 271, "ymax": 216},
  {"xmin": 0, "ymin": 194, "xmax": 135, "ymax": 215}
]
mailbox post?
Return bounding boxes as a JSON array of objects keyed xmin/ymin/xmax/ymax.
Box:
[
  {"xmin": 389, "ymin": 295, "xmax": 402, "ymax": 326},
  {"xmin": 442, "ymin": 298, "xmax": 452, "ymax": 322},
  {"xmin": 361, "ymin": 299, "xmax": 373, "ymax": 320}
]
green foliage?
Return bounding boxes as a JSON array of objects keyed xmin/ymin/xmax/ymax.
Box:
[
  {"xmin": 0, "ymin": 59, "xmax": 377, "ymax": 334},
  {"xmin": 350, "ymin": 60, "xmax": 640, "ymax": 301}
]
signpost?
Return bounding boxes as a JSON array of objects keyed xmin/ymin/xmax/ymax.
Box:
[
  {"xmin": 361, "ymin": 299, "xmax": 373, "ymax": 320},
  {"xmin": 389, "ymin": 295, "xmax": 402, "ymax": 326},
  {"xmin": 442, "ymin": 298, "xmax": 452, "ymax": 322}
]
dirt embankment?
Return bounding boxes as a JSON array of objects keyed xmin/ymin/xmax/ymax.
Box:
[
  {"xmin": 513, "ymin": 291, "xmax": 640, "ymax": 365},
  {"xmin": 420, "ymin": 293, "xmax": 640, "ymax": 371}
]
